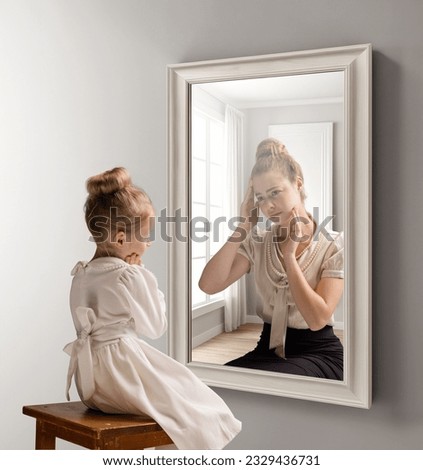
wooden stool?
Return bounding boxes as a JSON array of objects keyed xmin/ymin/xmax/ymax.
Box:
[{"xmin": 22, "ymin": 401, "xmax": 173, "ymax": 450}]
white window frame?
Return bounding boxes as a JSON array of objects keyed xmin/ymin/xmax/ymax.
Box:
[{"xmin": 191, "ymin": 107, "xmax": 226, "ymax": 309}]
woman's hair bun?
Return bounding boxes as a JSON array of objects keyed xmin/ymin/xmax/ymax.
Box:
[
  {"xmin": 255, "ymin": 137, "xmax": 288, "ymax": 161},
  {"xmin": 86, "ymin": 167, "xmax": 132, "ymax": 197},
  {"xmin": 252, "ymin": 137, "xmax": 306, "ymax": 202}
]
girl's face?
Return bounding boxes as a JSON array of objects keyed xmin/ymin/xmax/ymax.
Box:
[
  {"xmin": 131, "ymin": 211, "xmax": 155, "ymax": 258},
  {"xmin": 252, "ymin": 171, "xmax": 303, "ymax": 225},
  {"xmin": 116, "ymin": 210, "xmax": 155, "ymax": 260}
]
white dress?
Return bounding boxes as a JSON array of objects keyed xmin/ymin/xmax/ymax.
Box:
[{"xmin": 64, "ymin": 257, "xmax": 241, "ymax": 450}]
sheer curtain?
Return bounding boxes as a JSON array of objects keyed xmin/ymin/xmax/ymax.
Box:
[{"xmin": 223, "ymin": 105, "xmax": 247, "ymax": 332}]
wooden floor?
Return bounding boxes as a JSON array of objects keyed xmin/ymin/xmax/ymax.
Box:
[
  {"xmin": 192, "ymin": 323, "xmax": 261, "ymax": 365},
  {"xmin": 192, "ymin": 323, "xmax": 344, "ymax": 365}
]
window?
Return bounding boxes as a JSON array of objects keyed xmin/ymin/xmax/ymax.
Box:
[{"xmin": 191, "ymin": 108, "xmax": 226, "ymax": 307}]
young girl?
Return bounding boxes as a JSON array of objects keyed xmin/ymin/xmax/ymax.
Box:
[
  {"xmin": 199, "ymin": 138, "xmax": 344, "ymax": 380},
  {"xmin": 64, "ymin": 167, "xmax": 241, "ymax": 450}
]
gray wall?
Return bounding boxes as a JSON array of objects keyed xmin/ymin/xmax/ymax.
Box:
[{"xmin": 1, "ymin": 0, "xmax": 422, "ymax": 449}]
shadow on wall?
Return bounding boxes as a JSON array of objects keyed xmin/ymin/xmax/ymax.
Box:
[{"xmin": 371, "ymin": 51, "xmax": 420, "ymax": 422}]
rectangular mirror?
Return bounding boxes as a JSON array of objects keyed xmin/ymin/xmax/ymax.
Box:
[{"xmin": 167, "ymin": 44, "xmax": 372, "ymax": 408}]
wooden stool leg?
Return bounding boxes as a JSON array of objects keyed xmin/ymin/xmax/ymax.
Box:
[{"xmin": 35, "ymin": 420, "xmax": 56, "ymax": 449}]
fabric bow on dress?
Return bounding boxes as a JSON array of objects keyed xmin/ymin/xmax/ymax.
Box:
[
  {"xmin": 64, "ymin": 300, "xmax": 138, "ymax": 401},
  {"xmin": 64, "ymin": 306, "xmax": 96, "ymax": 401}
]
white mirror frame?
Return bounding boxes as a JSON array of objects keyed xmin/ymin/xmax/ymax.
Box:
[{"xmin": 167, "ymin": 44, "xmax": 372, "ymax": 408}]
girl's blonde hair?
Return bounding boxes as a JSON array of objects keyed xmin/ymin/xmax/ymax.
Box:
[
  {"xmin": 252, "ymin": 137, "xmax": 306, "ymax": 202},
  {"xmin": 84, "ymin": 167, "xmax": 152, "ymax": 249}
]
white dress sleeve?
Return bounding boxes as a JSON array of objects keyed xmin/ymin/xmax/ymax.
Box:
[{"xmin": 118, "ymin": 265, "xmax": 167, "ymax": 339}]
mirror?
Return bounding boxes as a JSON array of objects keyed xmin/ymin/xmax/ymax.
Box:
[
  {"xmin": 190, "ymin": 72, "xmax": 344, "ymax": 372},
  {"xmin": 167, "ymin": 45, "xmax": 372, "ymax": 408}
]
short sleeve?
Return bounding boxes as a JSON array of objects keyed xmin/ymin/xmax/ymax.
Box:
[
  {"xmin": 321, "ymin": 232, "xmax": 344, "ymax": 279},
  {"xmin": 236, "ymin": 228, "xmax": 256, "ymax": 266},
  {"xmin": 119, "ymin": 265, "xmax": 167, "ymax": 339}
]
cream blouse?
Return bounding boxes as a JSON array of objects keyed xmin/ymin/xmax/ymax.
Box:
[{"xmin": 237, "ymin": 224, "xmax": 344, "ymax": 357}]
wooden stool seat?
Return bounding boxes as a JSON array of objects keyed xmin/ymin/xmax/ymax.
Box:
[{"xmin": 22, "ymin": 402, "xmax": 173, "ymax": 450}]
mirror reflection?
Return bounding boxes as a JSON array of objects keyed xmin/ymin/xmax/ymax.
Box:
[{"xmin": 190, "ymin": 72, "xmax": 345, "ymax": 380}]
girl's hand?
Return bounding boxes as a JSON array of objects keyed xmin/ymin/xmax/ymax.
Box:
[
  {"xmin": 125, "ymin": 253, "xmax": 141, "ymax": 265},
  {"xmin": 240, "ymin": 179, "xmax": 259, "ymax": 227}
]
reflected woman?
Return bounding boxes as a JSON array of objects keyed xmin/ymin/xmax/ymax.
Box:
[{"xmin": 198, "ymin": 137, "xmax": 344, "ymax": 380}]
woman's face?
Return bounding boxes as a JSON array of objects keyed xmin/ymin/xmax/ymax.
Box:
[{"xmin": 252, "ymin": 171, "xmax": 303, "ymax": 226}]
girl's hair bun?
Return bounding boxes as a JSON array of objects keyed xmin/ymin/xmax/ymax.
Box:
[
  {"xmin": 84, "ymin": 167, "xmax": 152, "ymax": 250},
  {"xmin": 86, "ymin": 167, "xmax": 132, "ymax": 197}
]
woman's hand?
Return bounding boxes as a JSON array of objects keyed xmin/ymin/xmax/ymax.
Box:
[
  {"xmin": 240, "ymin": 179, "xmax": 259, "ymax": 227},
  {"xmin": 278, "ymin": 208, "xmax": 307, "ymax": 260},
  {"xmin": 125, "ymin": 253, "xmax": 141, "ymax": 265}
]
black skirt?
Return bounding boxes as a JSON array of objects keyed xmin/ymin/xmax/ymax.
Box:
[{"xmin": 225, "ymin": 323, "xmax": 343, "ymax": 380}]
